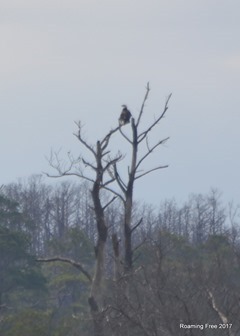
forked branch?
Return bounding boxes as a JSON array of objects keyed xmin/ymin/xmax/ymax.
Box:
[
  {"xmin": 73, "ymin": 121, "xmax": 96, "ymax": 157},
  {"xmin": 138, "ymin": 93, "xmax": 172, "ymax": 143}
]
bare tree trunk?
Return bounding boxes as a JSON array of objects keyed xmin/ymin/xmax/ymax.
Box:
[
  {"xmin": 124, "ymin": 192, "xmax": 133, "ymax": 271},
  {"xmin": 87, "ymin": 141, "xmax": 108, "ymax": 336}
]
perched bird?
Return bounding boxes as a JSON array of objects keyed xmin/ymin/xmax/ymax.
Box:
[{"xmin": 119, "ymin": 105, "xmax": 132, "ymax": 126}]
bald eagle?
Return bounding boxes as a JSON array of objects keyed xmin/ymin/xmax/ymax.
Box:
[{"xmin": 119, "ymin": 105, "xmax": 132, "ymax": 126}]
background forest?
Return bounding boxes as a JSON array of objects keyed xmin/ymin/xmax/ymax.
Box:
[
  {"xmin": 1, "ymin": 90, "xmax": 240, "ymax": 336},
  {"xmin": 1, "ymin": 178, "xmax": 240, "ymax": 336}
]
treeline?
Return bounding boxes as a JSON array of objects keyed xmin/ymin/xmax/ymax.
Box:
[{"xmin": 0, "ymin": 175, "xmax": 240, "ymax": 335}]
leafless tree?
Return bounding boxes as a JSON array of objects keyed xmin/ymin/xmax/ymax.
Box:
[
  {"xmin": 43, "ymin": 121, "xmax": 122, "ymax": 335},
  {"xmin": 40, "ymin": 84, "xmax": 171, "ymax": 335},
  {"xmin": 107, "ymin": 83, "xmax": 171, "ymax": 271}
]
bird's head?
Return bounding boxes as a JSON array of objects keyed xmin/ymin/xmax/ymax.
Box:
[{"xmin": 121, "ymin": 104, "xmax": 127, "ymax": 108}]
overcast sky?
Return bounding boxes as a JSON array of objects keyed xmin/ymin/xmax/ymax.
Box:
[{"xmin": 1, "ymin": 0, "xmax": 240, "ymax": 206}]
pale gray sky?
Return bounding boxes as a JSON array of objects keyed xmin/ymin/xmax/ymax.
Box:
[{"xmin": 1, "ymin": 0, "xmax": 240, "ymax": 205}]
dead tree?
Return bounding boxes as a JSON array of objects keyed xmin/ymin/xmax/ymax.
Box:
[
  {"xmin": 108, "ymin": 83, "xmax": 171, "ymax": 271},
  {"xmin": 44, "ymin": 123, "xmax": 121, "ymax": 336},
  {"xmin": 42, "ymin": 85, "xmax": 171, "ymax": 334}
]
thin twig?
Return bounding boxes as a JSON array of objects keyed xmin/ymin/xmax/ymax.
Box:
[
  {"xmin": 136, "ymin": 82, "xmax": 151, "ymax": 127},
  {"xmin": 73, "ymin": 121, "xmax": 96, "ymax": 157}
]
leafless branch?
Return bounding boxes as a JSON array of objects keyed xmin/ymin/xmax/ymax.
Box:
[
  {"xmin": 101, "ymin": 126, "xmax": 120, "ymax": 150},
  {"xmin": 82, "ymin": 158, "xmax": 97, "ymax": 171},
  {"xmin": 135, "ymin": 165, "xmax": 168, "ymax": 180},
  {"xmin": 136, "ymin": 82, "xmax": 151, "ymax": 127},
  {"xmin": 101, "ymin": 178, "xmax": 115, "ymax": 187},
  {"xmin": 102, "ymin": 150, "xmax": 111, "ymax": 157},
  {"xmin": 45, "ymin": 146, "xmax": 99, "ymax": 183},
  {"xmin": 102, "ymin": 185, "xmax": 125, "ymax": 203},
  {"xmin": 36, "ymin": 257, "xmax": 92, "ymax": 283},
  {"xmin": 103, "ymin": 196, "xmax": 117, "ymax": 211},
  {"xmin": 114, "ymin": 163, "xmax": 127, "ymax": 194},
  {"xmin": 135, "ymin": 137, "xmax": 169, "ymax": 172},
  {"xmin": 138, "ymin": 93, "xmax": 172, "ymax": 143},
  {"xmin": 45, "ymin": 148, "xmax": 82, "ymax": 177},
  {"xmin": 146, "ymin": 135, "xmax": 151, "ymax": 152},
  {"xmin": 103, "ymin": 155, "xmax": 122, "ymax": 174},
  {"xmin": 119, "ymin": 127, "xmax": 132, "ymax": 144},
  {"xmin": 73, "ymin": 121, "xmax": 96, "ymax": 157},
  {"xmin": 131, "ymin": 218, "xmax": 143, "ymax": 233}
]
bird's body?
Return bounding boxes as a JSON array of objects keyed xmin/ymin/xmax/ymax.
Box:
[{"xmin": 119, "ymin": 105, "xmax": 132, "ymax": 126}]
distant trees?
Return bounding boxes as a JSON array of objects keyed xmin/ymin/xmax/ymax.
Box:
[
  {"xmin": 0, "ymin": 194, "xmax": 47, "ymax": 336},
  {"xmin": 2, "ymin": 177, "xmax": 240, "ymax": 335}
]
